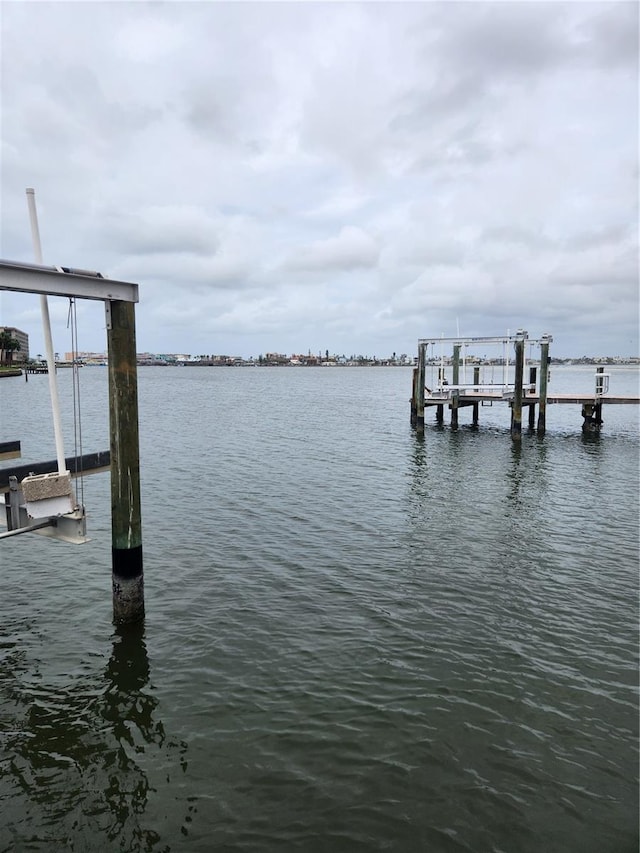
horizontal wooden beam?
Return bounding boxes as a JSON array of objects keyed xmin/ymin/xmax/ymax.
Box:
[
  {"xmin": 0, "ymin": 450, "xmax": 110, "ymax": 493},
  {"xmin": 0, "ymin": 259, "xmax": 138, "ymax": 303}
]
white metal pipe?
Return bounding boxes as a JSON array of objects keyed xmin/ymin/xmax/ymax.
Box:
[{"xmin": 26, "ymin": 188, "xmax": 67, "ymax": 474}]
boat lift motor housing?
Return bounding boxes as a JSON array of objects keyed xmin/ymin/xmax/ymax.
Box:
[{"xmin": 21, "ymin": 470, "xmax": 74, "ymax": 519}]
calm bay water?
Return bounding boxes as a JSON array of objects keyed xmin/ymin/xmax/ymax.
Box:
[{"xmin": 1, "ymin": 365, "xmax": 638, "ymax": 852}]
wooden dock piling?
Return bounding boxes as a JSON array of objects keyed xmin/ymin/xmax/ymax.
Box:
[
  {"xmin": 595, "ymin": 366, "xmax": 605, "ymax": 427},
  {"xmin": 472, "ymin": 366, "xmax": 480, "ymax": 426},
  {"xmin": 528, "ymin": 367, "xmax": 537, "ymax": 430},
  {"xmin": 437, "ymin": 368, "xmax": 445, "ymax": 424},
  {"xmin": 537, "ymin": 339, "xmax": 550, "ymax": 435},
  {"xmin": 415, "ymin": 343, "xmax": 426, "ymax": 432},
  {"xmin": 582, "ymin": 366, "xmax": 605, "ymax": 432},
  {"xmin": 511, "ymin": 337, "xmax": 525, "ymax": 440},
  {"xmin": 451, "ymin": 345, "xmax": 460, "ymax": 428},
  {"xmin": 107, "ymin": 300, "xmax": 144, "ymax": 625},
  {"xmin": 410, "ymin": 367, "xmax": 418, "ymax": 427}
]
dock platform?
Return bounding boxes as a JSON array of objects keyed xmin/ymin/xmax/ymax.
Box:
[{"xmin": 423, "ymin": 388, "xmax": 640, "ymax": 406}]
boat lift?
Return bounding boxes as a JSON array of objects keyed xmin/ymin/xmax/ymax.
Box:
[
  {"xmin": 0, "ymin": 189, "xmax": 144, "ymax": 623},
  {"xmin": 1, "ymin": 192, "xmax": 132, "ymax": 543},
  {"xmin": 411, "ymin": 331, "xmax": 554, "ymax": 437},
  {"xmin": 0, "ymin": 251, "xmax": 136, "ymax": 543}
]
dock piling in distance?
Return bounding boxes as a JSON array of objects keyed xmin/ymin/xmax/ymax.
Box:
[
  {"xmin": 472, "ymin": 366, "xmax": 480, "ymax": 426},
  {"xmin": 107, "ymin": 300, "xmax": 144, "ymax": 625},
  {"xmin": 437, "ymin": 368, "xmax": 445, "ymax": 424},
  {"xmin": 451, "ymin": 345, "xmax": 460, "ymax": 428},
  {"xmin": 410, "ymin": 367, "xmax": 418, "ymax": 427},
  {"xmin": 511, "ymin": 335, "xmax": 525, "ymax": 441},
  {"xmin": 528, "ymin": 367, "xmax": 537, "ymax": 430},
  {"xmin": 582, "ymin": 366, "xmax": 605, "ymax": 432},
  {"xmin": 537, "ymin": 337, "xmax": 550, "ymax": 435},
  {"xmin": 594, "ymin": 367, "xmax": 604, "ymax": 427},
  {"xmin": 415, "ymin": 343, "xmax": 426, "ymax": 432}
]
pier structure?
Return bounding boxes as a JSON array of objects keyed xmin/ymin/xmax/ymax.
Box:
[
  {"xmin": 410, "ymin": 331, "xmax": 639, "ymax": 438},
  {"xmin": 0, "ymin": 257, "xmax": 144, "ymax": 624}
]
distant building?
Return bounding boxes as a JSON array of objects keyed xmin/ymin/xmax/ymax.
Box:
[
  {"xmin": 0, "ymin": 326, "xmax": 29, "ymax": 363},
  {"xmin": 264, "ymin": 352, "xmax": 290, "ymax": 365},
  {"xmin": 65, "ymin": 351, "xmax": 107, "ymax": 365}
]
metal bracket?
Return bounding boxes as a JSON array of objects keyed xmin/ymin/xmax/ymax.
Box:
[
  {"xmin": 105, "ymin": 300, "xmax": 112, "ymax": 330},
  {"xmin": 2, "ymin": 475, "xmax": 88, "ymax": 544}
]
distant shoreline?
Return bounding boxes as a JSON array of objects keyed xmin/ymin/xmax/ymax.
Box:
[{"xmin": 5, "ymin": 358, "xmax": 639, "ymax": 372}]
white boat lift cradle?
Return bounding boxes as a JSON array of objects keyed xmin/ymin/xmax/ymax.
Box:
[{"xmin": 0, "ymin": 189, "xmax": 144, "ymax": 624}]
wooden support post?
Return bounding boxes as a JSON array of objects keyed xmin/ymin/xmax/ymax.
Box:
[
  {"xmin": 472, "ymin": 366, "xmax": 480, "ymax": 426},
  {"xmin": 436, "ymin": 404, "xmax": 444, "ymax": 424},
  {"xmin": 451, "ymin": 345, "xmax": 460, "ymax": 428},
  {"xmin": 410, "ymin": 367, "xmax": 418, "ymax": 427},
  {"xmin": 584, "ymin": 366, "xmax": 605, "ymax": 432},
  {"xmin": 511, "ymin": 338, "xmax": 524, "ymax": 441},
  {"xmin": 107, "ymin": 300, "xmax": 144, "ymax": 624},
  {"xmin": 416, "ymin": 343, "xmax": 426, "ymax": 432},
  {"xmin": 528, "ymin": 366, "xmax": 537, "ymax": 430},
  {"xmin": 537, "ymin": 341, "xmax": 549, "ymax": 435},
  {"xmin": 594, "ymin": 366, "xmax": 604, "ymax": 427}
]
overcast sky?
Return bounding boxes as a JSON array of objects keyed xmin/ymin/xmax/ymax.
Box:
[{"xmin": 1, "ymin": 1, "xmax": 638, "ymax": 359}]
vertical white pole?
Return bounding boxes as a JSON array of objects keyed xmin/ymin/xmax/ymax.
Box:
[{"xmin": 26, "ymin": 188, "xmax": 67, "ymax": 474}]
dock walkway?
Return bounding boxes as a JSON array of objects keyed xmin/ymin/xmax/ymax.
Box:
[{"xmin": 424, "ymin": 387, "xmax": 640, "ymax": 406}]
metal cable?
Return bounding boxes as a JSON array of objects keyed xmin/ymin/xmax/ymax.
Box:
[{"xmin": 67, "ymin": 298, "xmax": 84, "ymax": 509}]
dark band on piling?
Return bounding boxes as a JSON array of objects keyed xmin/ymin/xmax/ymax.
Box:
[{"xmin": 112, "ymin": 544, "xmax": 143, "ymax": 579}]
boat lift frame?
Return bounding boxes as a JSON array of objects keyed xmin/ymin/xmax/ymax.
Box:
[
  {"xmin": 0, "ymin": 258, "xmax": 144, "ymax": 624},
  {"xmin": 412, "ymin": 331, "xmax": 553, "ymax": 438}
]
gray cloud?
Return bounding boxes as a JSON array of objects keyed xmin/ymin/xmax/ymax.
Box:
[
  {"xmin": 0, "ymin": 1, "xmax": 637, "ymax": 359},
  {"xmin": 284, "ymin": 227, "xmax": 380, "ymax": 273}
]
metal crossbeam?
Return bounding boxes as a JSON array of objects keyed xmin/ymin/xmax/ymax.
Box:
[
  {"xmin": 418, "ymin": 334, "xmax": 552, "ymax": 346},
  {"xmin": 0, "ymin": 259, "xmax": 138, "ymax": 303}
]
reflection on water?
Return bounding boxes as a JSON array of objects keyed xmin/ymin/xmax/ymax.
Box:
[{"xmin": 0, "ymin": 623, "xmax": 187, "ymax": 852}]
